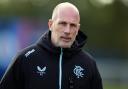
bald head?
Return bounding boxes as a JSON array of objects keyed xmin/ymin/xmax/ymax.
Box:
[
  {"xmin": 48, "ymin": 2, "xmax": 80, "ymax": 48},
  {"xmin": 51, "ymin": 2, "xmax": 80, "ymax": 22}
]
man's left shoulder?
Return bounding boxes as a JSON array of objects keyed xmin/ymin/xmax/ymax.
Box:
[{"xmin": 78, "ymin": 50, "xmax": 96, "ymax": 63}]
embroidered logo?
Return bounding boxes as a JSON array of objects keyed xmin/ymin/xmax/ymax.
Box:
[
  {"xmin": 73, "ymin": 65, "xmax": 84, "ymax": 78},
  {"xmin": 25, "ymin": 49, "xmax": 35, "ymax": 57},
  {"xmin": 37, "ymin": 66, "xmax": 46, "ymax": 76}
]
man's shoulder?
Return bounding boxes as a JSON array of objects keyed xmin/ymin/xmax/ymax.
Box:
[
  {"xmin": 15, "ymin": 44, "xmax": 39, "ymax": 60},
  {"xmin": 79, "ymin": 50, "xmax": 96, "ymax": 63}
]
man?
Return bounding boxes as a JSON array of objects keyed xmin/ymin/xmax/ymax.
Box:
[{"xmin": 0, "ymin": 2, "xmax": 103, "ymax": 89}]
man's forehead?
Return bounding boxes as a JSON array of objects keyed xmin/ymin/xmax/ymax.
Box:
[{"xmin": 56, "ymin": 7, "xmax": 80, "ymax": 23}]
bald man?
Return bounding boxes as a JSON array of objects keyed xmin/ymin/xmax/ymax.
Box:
[{"xmin": 0, "ymin": 2, "xmax": 103, "ymax": 89}]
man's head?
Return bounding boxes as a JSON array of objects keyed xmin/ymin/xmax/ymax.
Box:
[{"xmin": 48, "ymin": 2, "xmax": 80, "ymax": 48}]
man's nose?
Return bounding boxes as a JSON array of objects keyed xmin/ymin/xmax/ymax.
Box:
[{"xmin": 64, "ymin": 24, "xmax": 70, "ymax": 34}]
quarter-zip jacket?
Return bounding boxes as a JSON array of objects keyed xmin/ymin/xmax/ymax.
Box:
[{"xmin": 0, "ymin": 31, "xmax": 103, "ymax": 89}]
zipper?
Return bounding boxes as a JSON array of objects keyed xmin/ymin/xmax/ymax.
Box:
[{"xmin": 59, "ymin": 48, "xmax": 63, "ymax": 89}]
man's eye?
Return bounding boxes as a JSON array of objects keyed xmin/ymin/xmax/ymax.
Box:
[{"xmin": 70, "ymin": 24, "xmax": 77, "ymax": 28}]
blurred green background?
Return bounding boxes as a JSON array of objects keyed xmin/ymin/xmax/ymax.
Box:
[{"xmin": 0, "ymin": 0, "xmax": 128, "ymax": 89}]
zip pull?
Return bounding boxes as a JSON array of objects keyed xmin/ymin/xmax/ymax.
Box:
[{"xmin": 59, "ymin": 48, "xmax": 63, "ymax": 89}]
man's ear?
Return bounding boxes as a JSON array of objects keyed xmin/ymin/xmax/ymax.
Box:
[
  {"xmin": 48, "ymin": 19, "xmax": 53, "ymax": 31},
  {"xmin": 78, "ymin": 23, "xmax": 80, "ymax": 31},
  {"xmin": 76, "ymin": 24, "xmax": 80, "ymax": 35}
]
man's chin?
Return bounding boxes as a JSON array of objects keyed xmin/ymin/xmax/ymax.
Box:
[{"xmin": 59, "ymin": 43, "xmax": 72, "ymax": 48}]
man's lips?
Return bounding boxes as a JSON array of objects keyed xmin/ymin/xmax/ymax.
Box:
[{"xmin": 61, "ymin": 36, "xmax": 71, "ymax": 42}]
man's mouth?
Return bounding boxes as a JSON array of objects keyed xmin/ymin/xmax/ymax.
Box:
[{"xmin": 61, "ymin": 36, "xmax": 71, "ymax": 42}]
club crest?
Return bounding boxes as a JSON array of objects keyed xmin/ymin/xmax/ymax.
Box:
[{"xmin": 73, "ymin": 65, "xmax": 84, "ymax": 78}]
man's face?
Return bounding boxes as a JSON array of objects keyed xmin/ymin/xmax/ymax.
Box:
[{"xmin": 49, "ymin": 7, "xmax": 80, "ymax": 48}]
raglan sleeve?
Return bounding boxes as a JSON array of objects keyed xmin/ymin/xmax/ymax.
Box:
[
  {"xmin": 0, "ymin": 53, "xmax": 25, "ymax": 89},
  {"xmin": 91, "ymin": 61, "xmax": 103, "ymax": 89}
]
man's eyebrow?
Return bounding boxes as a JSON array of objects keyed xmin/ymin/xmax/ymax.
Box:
[
  {"xmin": 70, "ymin": 23, "xmax": 77, "ymax": 26},
  {"xmin": 58, "ymin": 20, "xmax": 79, "ymax": 25},
  {"xmin": 59, "ymin": 21, "xmax": 67, "ymax": 23},
  {"xmin": 70, "ymin": 22, "xmax": 79, "ymax": 26}
]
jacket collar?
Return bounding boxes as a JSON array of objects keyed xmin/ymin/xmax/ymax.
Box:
[{"xmin": 37, "ymin": 30, "xmax": 87, "ymax": 58}]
